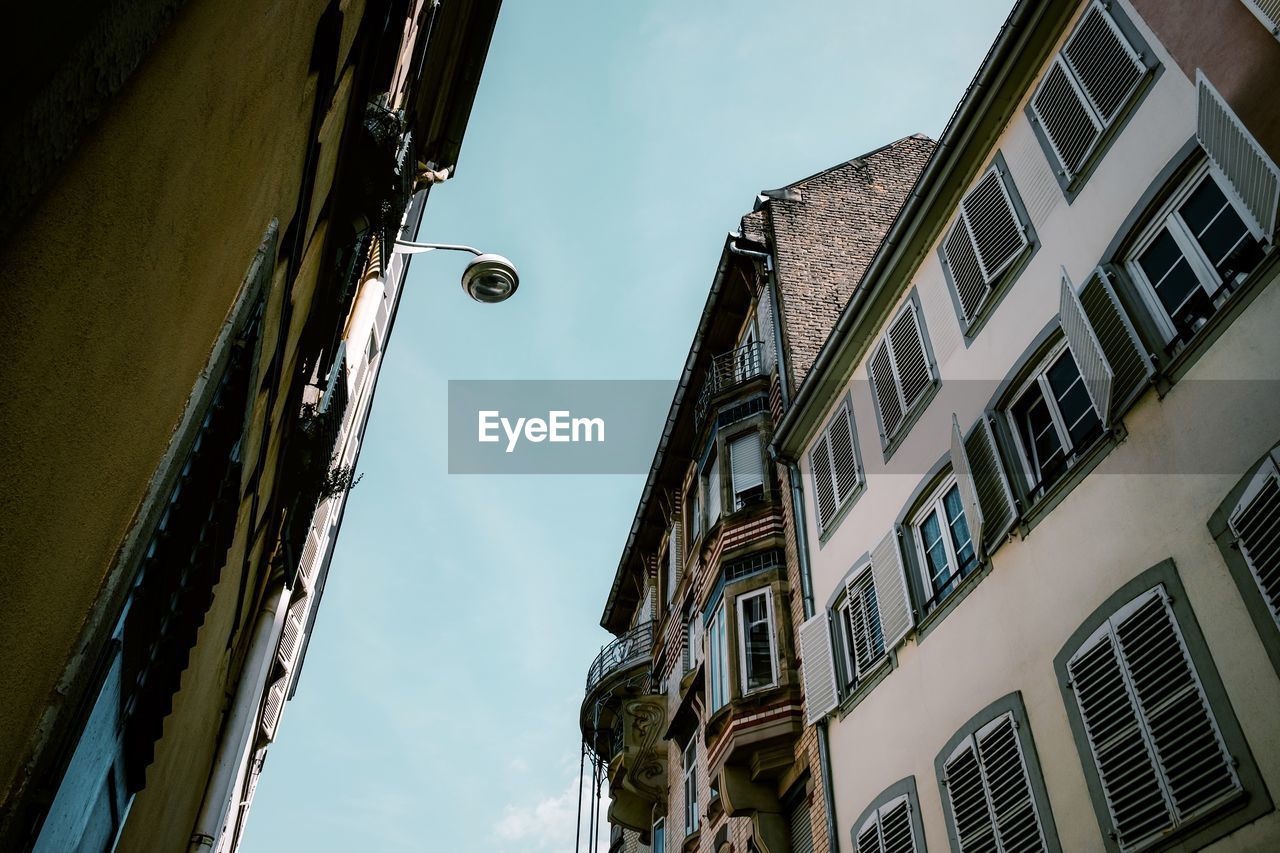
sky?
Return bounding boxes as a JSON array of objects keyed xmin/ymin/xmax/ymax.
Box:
[{"xmin": 242, "ymin": 1, "xmax": 1014, "ymax": 850}]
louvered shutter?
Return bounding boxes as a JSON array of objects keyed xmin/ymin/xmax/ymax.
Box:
[
  {"xmin": 730, "ymin": 432, "xmax": 764, "ymax": 501},
  {"xmin": 828, "ymin": 404, "xmax": 860, "ymax": 503},
  {"xmin": 976, "ymin": 714, "xmax": 1048, "ymax": 851},
  {"xmin": 1062, "ymin": 3, "xmax": 1145, "ymax": 125},
  {"xmin": 373, "ymin": 297, "xmax": 390, "ymax": 346},
  {"xmin": 963, "ymin": 417, "xmax": 1018, "ymax": 551},
  {"xmin": 810, "ymin": 435, "xmax": 838, "ymax": 531},
  {"xmin": 758, "ymin": 287, "xmax": 778, "ymax": 373},
  {"xmin": 1079, "ymin": 268, "xmax": 1153, "ymax": 417},
  {"xmin": 856, "ymin": 816, "xmax": 882, "ymax": 853},
  {"xmin": 945, "ymin": 169, "xmax": 1028, "ymax": 323},
  {"xmin": 944, "ymin": 213, "xmax": 988, "ymax": 323},
  {"xmin": 857, "ymin": 796, "xmax": 918, "ymax": 853},
  {"xmin": 845, "ymin": 569, "xmax": 884, "ymax": 678},
  {"xmin": 1240, "ymin": 0, "xmax": 1280, "ymax": 38},
  {"xmin": 1229, "ymin": 453, "xmax": 1280, "ymax": 629},
  {"xmin": 1032, "ymin": 57, "xmax": 1102, "ymax": 179},
  {"xmin": 1060, "ymin": 272, "xmax": 1114, "ymax": 428},
  {"xmin": 668, "ymin": 520, "xmax": 683, "ymax": 600},
  {"xmin": 1068, "ymin": 587, "xmax": 1241, "ymax": 850},
  {"xmin": 799, "ymin": 613, "xmax": 839, "ymax": 723},
  {"xmin": 951, "ymin": 414, "xmax": 986, "ymax": 559},
  {"xmin": 788, "ymin": 795, "xmax": 815, "ymax": 853},
  {"xmin": 261, "ymin": 674, "xmax": 289, "ymax": 739},
  {"xmin": 888, "ymin": 305, "xmax": 932, "ymax": 412},
  {"xmin": 298, "ymin": 528, "xmax": 323, "ymax": 587},
  {"xmin": 870, "ymin": 341, "xmax": 904, "ymax": 438},
  {"xmin": 871, "ymin": 529, "xmax": 914, "ymax": 649},
  {"xmin": 277, "ymin": 592, "xmax": 308, "ymax": 671},
  {"xmin": 1196, "ymin": 70, "xmax": 1280, "ymax": 239},
  {"xmin": 944, "ymin": 739, "xmax": 995, "ymax": 852}
]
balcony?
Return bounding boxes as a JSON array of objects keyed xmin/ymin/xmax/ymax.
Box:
[
  {"xmin": 585, "ymin": 620, "xmax": 654, "ymax": 697},
  {"xmin": 695, "ymin": 341, "xmax": 767, "ymax": 428}
]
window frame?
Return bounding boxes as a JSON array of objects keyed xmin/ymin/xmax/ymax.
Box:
[
  {"xmin": 706, "ymin": 598, "xmax": 730, "ymax": 713},
  {"xmin": 868, "ymin": 293, "xmax": 940, "ymax": 458},
  {"xmin": 909, "ymin": 473, "xmax": 980, "ymax": 614},
  {"xmin": 1003, "ymin": 338, "xmax": 1103, "ymax": 500},
  {"xmin": 683, "ymin": 736, "xmax": 700, "ymax": 834},
  {"xmin": 735, "ymin": 587, "xmax": 779, "ymax": 696},
  {"xmin": 652, "ymin": 817, "xmax": 665, "ymax": 853},
  {"xmin": 1053, "ymin": 560, "xmax": 1272, "ymax": 853},
  {"xmin": 833, "ymin": 559, "xmax": 889, "ymax": 697},
  {"xmin": 727, "ymin": 427, "xmax": 766, "ymax": 512},
  {"xmin": 809, "ymin": 395, "xmax": 866, "ymax": 538},
  {"xmin": 848, "ymin": 777, "xmax": 928, "ymax": 853}
]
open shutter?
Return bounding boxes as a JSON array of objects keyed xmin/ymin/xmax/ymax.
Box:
[
  {"xmin": 1197, "ymin": 69, "xmax": 1280, "ymax": 239},
  {"xmin": 757, "ymin": 286, "xmax": 778, "ymax": 373},
  {"xmin": 951, "ymin": 414, "xmax": 986, "ymax": 558},
  {"xmin": 828, "ymin": 404, "xmax": 860, "ymax": 503},
  {"xmin": 1240, "ymin": 0, "xmax": 1280, "ymax": 38},
  {"xmin": 870, "ymin": 341, "xmax": 904, "ymax": 438},
  {"xmin": 810, "ymin": 435, "xmax": 838, "ymax": 531},
  {"xmin": 1060, "ymin": 271, "xmax": 1114, "ymax": 428},
  {"xmin": 976, "ymin": 714, "xmax": 1048, "ymax": 851},
  {"xmin": 1031, "ymin": 57, "xmax": 1102, "ymax": 179},
  {"xmin": 888, "ymin": 305, "xmax": 932, "ymax": 412},
  {"xmin": 261, "ymin": 674, "xmax": 289, "ymax": 740},
  {"xmin": 276, "ymin": 592, "xmax": 308, "ymax": 671},
  {"xmin": 730, "ymin": 432, "xmax": 764, "ymax": 499},
  {"xmin": 870, "ymin": 528, "xmax": 914, "ymax": 649},
  {"xmin": 798, "ymin": 613, "xmax": 839, "ymax": 723},
  {"xmin": 1080, "ymin": 268, "xmax": 1153, "ymax": 417},
  {"xmin": 963, "ymin": 417, "xmax": 1018, "ymax": 551},
  {"xmin": 1061, "ymin": 2, "xmax": 1145, "ymax": 125},
  {"xmin": 1228, "ymin": 453, "xmax": 1280, "ymax": 629}
]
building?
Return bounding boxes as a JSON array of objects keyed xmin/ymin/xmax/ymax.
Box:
[
  {"xmin": 771, "ymin": 1, "xmax": 1280, "ymax": 851},
  {"xmin": 0, "ymin": 1, "xmax": 502, "ymax": 850},
  {"xmin": 579, "ymin": 137, "xmax": 932, "ymax": 853}
]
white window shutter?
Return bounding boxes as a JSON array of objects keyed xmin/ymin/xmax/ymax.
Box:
[
  {"xmin": 963, "ymin": 417, "xmax": 1018, "ymax": 550},
  {"xmin": 1061, "ymin": 2, "xmax": 1145, "ymax": 125},
  {"xmin": 277, "ymin": 593, "xmax": 308, "ymax": 671},
  {"xmin": 1032, "ymin": 57, "xmax": 1102, "ymax": 179},
  {"xmin": 857, "ymin": 795, "xmax": 917, "ymax": 853},
  {"xmin": 887, "ymin": 305, "xmax": 932, "ymax": 413},
  {"xmin": 828, "ymin": 404, "xmax": 860, "ymax": 503},
  {"xmin": 870, "ymin": 528, "xmax": 914, "ymax": 649},
  {"xmin": 1060, "ymin": 271, "xmax": 1114, "ymax": 428},
  {"xmin": 845, "ymin": 570, "xmax": 884, "ymax": 678},
  {"xmin": 261, "ymin": 674, "xmax": 289, "ymax": 740},
  {"xmin": 959, "ymin": 168, "xmax": 1028, "ymax": 285},
  {"xmin": 1079, "ymin": 268, "xmax": 1154, "ymax": 417},
  {"xmin": 943, "ymin": 738, "xmax": 994, "ymax": 851},
  {"xmin": 870, "ymin": 341, "xmax": 904, "ymax": 439},
  {"xmin": 1229, "ymin": 454, "xmax": 1280, "ymax": 629},
  {"xmin": 730, "ymin": 432, "xmax": 764, "ymax": 498},
  {"xmin": 669, "ymin": 520, "xmax": 683, "ymax": 597},
  {"xmin": 810, "ymin": 435, "xmax": 837, "ymax": 531},
  {"xmin": 1196, "ymin": 69, "xmax": 1280, "ymax": 239},
  {"xmin": 798, "ymin": 613, "xmax": 840, "ymax": 723},
  {"xmin": 951, "ymin": 414, "xmax": 986, "ymax": 557},
  {"xmin": 1240, "ymin": 0, "xmax": 1280, "ymax": 39},
  {"xmin": 757, "ymin": 287, "xmax": 778, "ymax": 373},
  {"xmin": 944, "ymin": 218, "xmax": 989, "ymax": 324},
  {"xmin": 975, "ymin": 714, "xmax": 1048, "ymax": 850}
]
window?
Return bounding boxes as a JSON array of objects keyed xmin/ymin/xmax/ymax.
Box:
[
  {"xmin": 941, "ymin": 712, "xmax": 1052, "ymax": 852},
  {"xmin": 810, "ymin": 401, "xmax": 861, "ymax": 533},
  {"xmin": 1125, "ymin": 164, "xmax": 1266, "ymax": 350},
  {"xmin": 911, "ymin": 476, "xmax": 979, "ymax": 611},
  {"xmin": 707, "ymin": 601, "xmax": 729, "ymax": 712},
  {"xmin": 706, "ymin": 451, "xmax": 722, "ymax": 530},
  {"xmin": 665, "ymin": 520, "xmax": 682, "ymax": 604},
  {"xmin": 855, "ymin": 794, "xmax": 919, "ymax": 853},
  {"xmin": 653, "ymin": 817, "xmax": 666, "ymax": 853},
  {"xmin": 942, "ymin": 163, "xmax": 1030, "ymax": 328},
  {"xmin": 683, "ymin": 738, "xmax": 700, "ymax": 834},
  {"xmin": 1029, "ymin": 0, "xmax": 1150, "ymax": 186},
  {"xmin": 689, "ymin": 478, "xmax": 702, "ymax": 544},
  {"xmin": 869, "ymin": 299, "xmax": 936, "ymax": 446},
  {"xmin": 835, "ymin": 563, "xmax": 886, "ymax": 692},
  {"xmin": 736, "ymin": 588, "xmax": 778, "ymax": 694},
  {"xmin": 1227, "ymin": 450, "xmax": 1280, "ymax": 633},
  {"xmin": 685, "ymin": 607, "xmax": 704, "ymax": 674},
  {"xmin": 1007, "ymin": 342, "xmax": 1103, "ymax": 498},
  {"xmin": 1239, "ymin": 0, "xmax": 1280, "ymax": 42},
  {"xmin": 729, "ymin": 430, "xmax": 765, "ymax": 510},
  {"xmin": 1066, "ymin": 585, "xmax": 1242, "ymax": 851}
]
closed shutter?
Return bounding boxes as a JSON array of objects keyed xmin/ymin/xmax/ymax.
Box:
[
  {"xmin": 870, "ymin": 341, "xmax": 904, "ymax": 438},
  {"xmin": 788, "ymin": 795, "xmax": 815, "ymax": 853},
  {"xmin": 1079, "ymin": 268, "xmax": 1153, "ymax": 417},
  {"xmin": 1196, "ymin": 70, "xmax": 1280, "ymax": 239},
  {"xmin": 668, "ymin": 520, "xmax": 683, "ymax": 600},
  {"xmin": 944, "ymin": 168, "xmax": 1029, "ymax": 323},
  {"xmin": 1229, "ymin": 453, "xmax": 1280, "ymax": 629},
  {"xmin": 810, "ymin": 435, "xmax": 838, "ymax": 531},
  {"xmin": 1032, "ymin": 58, "xmax": 1102, "ymax": 179},
  {"xmin": 963, "ymin": 417, "xmax": 1018, "ymax": 552},
  {"xmin": 1240, "ymin": 0, "xmax": 1280, "ymax": 38},
  {"xmin": 1067, "ymin": 587, "xmax": 1241, "ymax": 851},
  {"xmin": 261, "ymin": 675, "xmax": 289, "ymax": 740},
  {"xmin": 951, "ymin": 414, "xmax": 985, "ymax": 559},
  {"xmin": 944, "ymin": 714, "xmax": 1049, "ymax": 853},
  {"xmin": 298, "ymin": 528, "xmax": 323, "ymax": 587},
  {"xmin": 828, "ymin": 404, "xmax": 860, "ymax": 503},
  {"xmin": 277, "ymin": 592, "xmax": 309, "ymax": 671},
  {"xmin": 730, "ymin": 432, "xmax": 764, "ymax": 500},
  {"xmin": 888, "ymin": 305, "xmax": 932, "ymax": 412},
  {"xmin": 798, "ymin": 613, "xmax": 839, "ymax": 723},
  {"xmin": 1060, "ymin": 272, "xmax": 1114, "ymax": 427},
  {"xmin": 845, "ymin": 569, "xmax": 885, "ymax": 677},
  {"xmin": 857, "ymin": 795, "xmax": 918, "ymax": 853},
  {"xmin": 871, "ymin": 528, "xmax": 914, "ymax": 649},
  {"xmin": 758, "ymin": 286, "xmax": 778, "ymax": 373}
]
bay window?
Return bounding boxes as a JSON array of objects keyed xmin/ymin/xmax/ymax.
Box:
[{"xmin": 736, "ymin": 588, "xmax": 778, "ymax": 694}]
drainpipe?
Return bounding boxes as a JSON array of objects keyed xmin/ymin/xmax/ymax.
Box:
[{"xmin": 188, "ymin": 583, "xmax": 289, "ymax": 852}]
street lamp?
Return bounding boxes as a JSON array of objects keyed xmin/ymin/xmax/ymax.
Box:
[{"xmin": 391, "ymin": 240, "xmax": 519, "ymax": 303}]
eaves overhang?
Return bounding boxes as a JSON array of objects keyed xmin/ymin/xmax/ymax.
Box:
[{"xmin": 770, "ymin": 0, "xmax": 1077, "ymax": 462}]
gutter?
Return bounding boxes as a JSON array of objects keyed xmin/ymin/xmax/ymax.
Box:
[{"xmin": 770, "ymin": 0, "xmax": 1053, "ymax": 462}]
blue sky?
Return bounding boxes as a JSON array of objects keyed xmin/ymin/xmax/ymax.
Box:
[{"xmin": 242, "ymin": 1, "xmax": 1014, "ymax": 850}]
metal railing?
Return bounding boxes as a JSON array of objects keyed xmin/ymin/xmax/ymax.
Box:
[
  {"xmin": 694, "ymin": 341, "xmax": 766, "ymax": 427},
  {"xmin": 585, "ymin": 621, "xmax": 654, "ymax": 694}
]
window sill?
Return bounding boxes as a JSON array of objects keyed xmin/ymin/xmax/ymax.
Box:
[
  {"xmin": 957, "ymin": 243, "xmax": 1037, "ymax": 348},
  {"xmin": 881, "ymin": 381, "xmax": 942, "ymax": 465},
  {"xmin": 680, "ymin": 829, "xmax": 701, "ymax": 853},
  {"xmin": 1019, "ymin": 426, "xmax": 1125, "ymax": 537},
  {"xmin": 913, "ymin": 558, "xmax": 996, "ymax": 645},
  {"xmin": 834, "ymin": 656, "xmax": 894, "ymax": 721},
  {"xmin": 816, "ymin": 483, "xmax": 866, "ymax": 547}
]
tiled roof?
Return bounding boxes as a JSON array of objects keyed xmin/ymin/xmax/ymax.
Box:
[{"xmin": 762, "ymin": 134, "xmax": 935, "ymax": 391}]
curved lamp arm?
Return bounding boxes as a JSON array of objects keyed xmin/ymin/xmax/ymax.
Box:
[{"xmin": 391, "ymin": 240, "xmax": 484, "ymax": 256}]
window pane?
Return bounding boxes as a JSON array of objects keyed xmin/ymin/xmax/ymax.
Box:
[
  {"xmin": 1138, "ymin": 228, "xmax": 1202, "ymax": 317},
  {"xmin": 919, "ymin": 510, "xmax": 953, "ymax": 594},
  {"xmin": 742, "ymin": 593, "xmax": 774, "ymax": 691},
  {"xmin": 1046, "ymin": 350, "xmax": 1102, "ymax": 450},
  {"xmin": 1013, "ymin": 386, "xmax": 1065, "ymax": 487},
  {"xmin": 942, "ymin": 484, "xmax": 978, "ymax": 575},
  {"xmin": 1179, "ymin": 177, "xmax": 1259, "ymax": 278}
]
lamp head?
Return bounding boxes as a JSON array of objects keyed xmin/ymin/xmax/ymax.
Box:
[{"xmin": 461, "ymin": 254, "xmax": 519, "ymax": 303}]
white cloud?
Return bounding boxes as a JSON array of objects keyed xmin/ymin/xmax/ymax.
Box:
[{"xmin": 492, "ymin": 774, "xmax": 610, "ymax": 853}]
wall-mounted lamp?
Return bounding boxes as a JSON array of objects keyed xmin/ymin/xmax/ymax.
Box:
[{"xmin": 391, "ymin": 240, "xmax": 519, "ymax": 303}]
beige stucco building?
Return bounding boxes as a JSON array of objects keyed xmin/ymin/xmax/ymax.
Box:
[{"xmin": 773, "ymin": 1, "xmax": 1280, "ymax": 851}]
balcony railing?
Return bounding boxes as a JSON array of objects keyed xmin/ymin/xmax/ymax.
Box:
[
  {"xmin": 694, "ymin": 341, "xmax": 766, "ymax": 427},
  {"xmin": 585, "ymin": 621, "xmax": 654, "ymax": 695}
]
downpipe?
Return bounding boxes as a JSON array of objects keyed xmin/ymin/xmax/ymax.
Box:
[{"xmin": 188, "ymin": 582, "xmax": 289, "ymax": 852}]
